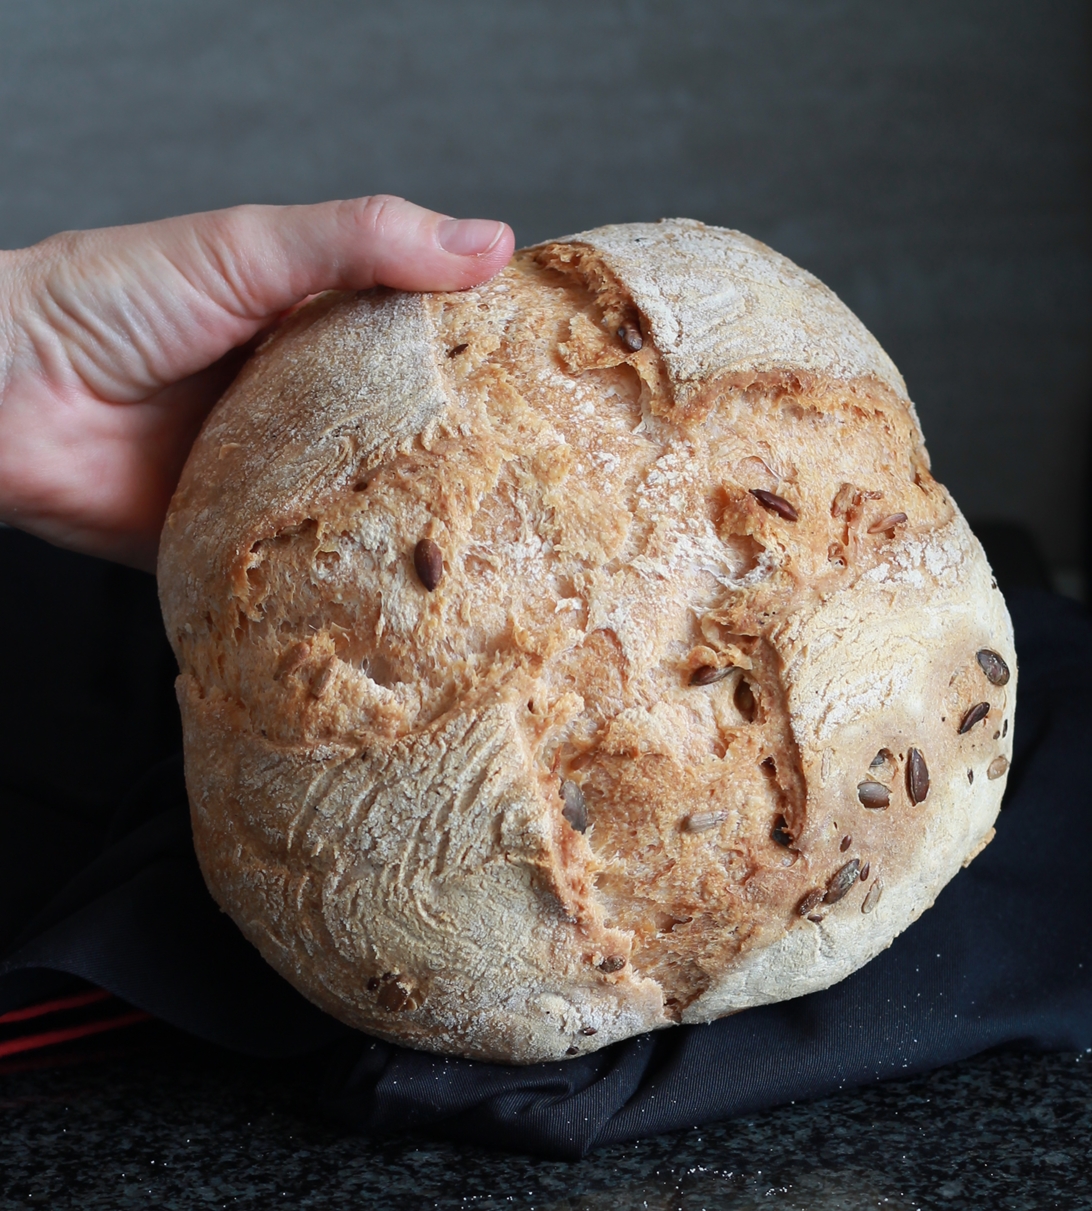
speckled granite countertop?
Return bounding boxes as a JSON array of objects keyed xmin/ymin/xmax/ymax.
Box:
[{"xmin": 1, "ymin": 1024, "xmax": 1089, "ymax": 1210}]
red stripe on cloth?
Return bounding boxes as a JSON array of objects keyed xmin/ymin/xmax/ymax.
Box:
[
  {"xmin": 0, "ymin": 1010, "xmax": 152, "ymax": 1059},
  {"xmin": 0, "ymin": 988, "xmax": 112, "ymax": 1026}
]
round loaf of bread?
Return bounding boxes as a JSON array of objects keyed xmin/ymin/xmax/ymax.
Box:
[{"xmin": 158, "ymin": 219, "xmax": 1015, "ymax": 1064}]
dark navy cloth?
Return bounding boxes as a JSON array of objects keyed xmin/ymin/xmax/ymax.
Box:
[{"xmin": 1, "ymin": 526, "xmax": 1090, "ymax": 1158}]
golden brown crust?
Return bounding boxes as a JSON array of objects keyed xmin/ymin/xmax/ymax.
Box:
[{"xmin": 159, "ymin": 220, "xmax": 1015, "ymax": 1063}]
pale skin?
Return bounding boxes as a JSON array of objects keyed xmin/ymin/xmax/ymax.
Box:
[{"xmin": 0, "ymin": 196, "xmax": 515, "ymax": 571}]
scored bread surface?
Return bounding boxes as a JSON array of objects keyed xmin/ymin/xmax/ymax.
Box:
[{"xmin": 159, "ymin": 220, "xmax": 1015, "ymax": 1063}]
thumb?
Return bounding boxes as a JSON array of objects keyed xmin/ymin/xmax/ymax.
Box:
[
  {"xmin": 14, "ymin": 196, "xmax": 515, "ymax": 402},
  {"xmin": 192, "ymin": 193, "xmax": 515, "ymax": 305}
]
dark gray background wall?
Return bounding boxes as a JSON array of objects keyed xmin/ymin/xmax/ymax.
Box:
[{"xmin": 1, "ymin": 1, "xmax": 1089, "ymax": 574}]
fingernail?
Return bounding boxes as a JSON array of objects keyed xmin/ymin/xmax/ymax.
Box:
[{"xmin": 438, "ymin": 218, "xmax": 505, "ymax": 256}]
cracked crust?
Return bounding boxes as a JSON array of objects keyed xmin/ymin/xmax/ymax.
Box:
[{"xmin": 158, "ymin": 220, "xmax": 1015, "ymax": 1063}]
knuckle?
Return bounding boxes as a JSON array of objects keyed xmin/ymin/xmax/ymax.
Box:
[{"xmin": 348, "ymin": 194, "xmax": 411, "ymax": 242}]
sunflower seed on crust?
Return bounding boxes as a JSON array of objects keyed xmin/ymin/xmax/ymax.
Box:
[
  {"xmin": 906, "ymin": 748, "xmax": 929, "ymax": 804},
  {"xmin": 987, "ymin": 755, "xmax": 1009, "ymax": 780},
  {"xmin": 861, "ymin": 880, "xmax": 884, "ymax": 914},
  {"xmin": 824, "ymin": 858, "xmax": 861, "ymax": 904},
  {"xmin": 413, "ymin": 538, "xmax": 444, "ymax": 591},
  {"xmin": 798, "ymin": 888, "xmax": 826, "ymax": 916},
  {"xmin": 867, "ymin": 512, "xmax": 908, "ymax": 534},
  {"xmin": 617, "ymin": 321, "xmax": 643, "ymax": 351},
  {"xmin": 309, "ymin": 658, "xmax": 336, "ymax": 698},
  {"xmin": 958, "ymin": 702, "xmax": 990, "ymax": 734},
  {"xmin": 750, "ymin": 489, "xmax": 798, "ymax": 521},
  {"xmin": 689, "ymin": 664, "xmax": 732, "ymax": 686},
  {"xmin": 857, "ymin": 781, "xmax": 890, "ymax": 809},
  {"xmin": 682, "ymin": 813, "xmax": 726, "ymax": 833},
  {"xmin": 976, "ymin": 649, "xmax": 1011, "ymax": 686},
  {"xmin": 560, "ymin": 780, "xmax": 588, "ymax": 833}
]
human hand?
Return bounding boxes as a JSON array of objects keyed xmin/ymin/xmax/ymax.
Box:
[{"xmin": 0, "ymin": 196, "xmax": 514, "ymax": 571}]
